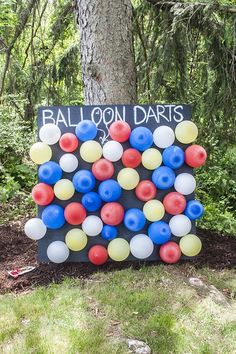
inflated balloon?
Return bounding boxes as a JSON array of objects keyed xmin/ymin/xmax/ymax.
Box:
[
  {"xmin": 141, "ymin": 148, "xmax": 162, "ymax": 170},
  {"xmin": 92, "ymin": 158, "xmax": 114, "ymax": 181},
  {"xmin": 163, "ymin": 192, "xmax": 186, "ymax": 215},
  {"xmin": 184, "ymin": 200, "xmax": 204, "ymax": 220},
  {"xmin": 124, "ymin": 208, "xmax": 146, "ymax": 232},
  {"xmin": 162, "ymin": 146, "xmax": 184, "ymax": 169},
  {"xmin": 109, "ymin": 121, "xmax": 131, "ymax": 142},
  {"xmin": 32, "ymin": 183, "xmax": 54, "ymax": 206},
  {"xmin": 159, "ymin": 241, "xmax": 181, "ymax": 264},
  {"xmin": 153, "ymin": 126, "xmax": 175, "ymax": 149},
  {"xmin": 185, "ymin": 144, "xmax": 207, "ymax": 168},
  {"xmin": 72, "ymin": 170, "xmax": 95, "ymax": 193},
  {"xmin": 179, "ymin": 234, "xmax": 202, "ymax": 256},
  {"xmin": 130, "ymin": 234, "xmax": 154, "ymax": 259},
  {"xmin": 38, "ymin": 161, "xmax": 62, "ymax": 185},
  {"xmin": 148, "ymin": 221, "xmax": 171, "ymax": 245},
  {"xmin": 98, "ymin": 179, "xmax": 122, "ymax": 202},
  {"xmin": 81, "ymin": 192, "xmax": 102, "ymax": 212},
  {"xmin": 30, "ymin": 142, "xmax": 52, "ymax": 164},
  {"xmin": 129, "ymin": 127, "xmax": 153, "ymax": 151},
  {"xmin": 143, "ymin": 200, "xmax": 165, "ymax": 222},
  {"xmin": 24, "ymin": 218, "xmax": 47, "ymax": 240},
  {"xmin": 65, "ymin": 229, "xmax": 87, "ymax": 251},
  {"xmin": 64, "ymin": 202, "xmax": 86, "ymax": 225},
  {"xmin": 80, "ymin": 140, "xmax": 102, "ymax": 163},
  {"xmin": 121, "ymin": 148, "xmax": 141, "ymax": 168},
  {"xmin": 103, "ymin": 141, "xmax": 123, "ymax": 162},
  {"xmin": 100, "ymin": 202, "xmax": 124, "ymax": 225},
  {"xmin": 108, "ymin": 238, "xmax": 130, "ymax": 261},
  {"xmin": 42, "ymin": 204, "xmax": 65, "ymax": 229},
  {"xmin": 39, "ymin": 123, "xmax": 61, "ymax": 145},
  {"xmin": 174, "ymin": 173, "xmax": 196, "ymax": 195},
  {"xmin": 101, "ymin": 225, "xmax": 118, "ymax": 240},
  {"xmin": 54, "ymin": 179, "xmax": 75, "ymax": 200},
  {"xmin": 135, "ymin": 180, "xmax": 157, "ymax": 202},
  {"xmin": 75, "ymin": 120, "xmax": 97, "ymax": 141},
  {"xmin": 175, "ymin": 121, "xmax": 198, "ymax": 144},
  {"xmin": 169, "ymin": 214, "xmax": 192, "ymax": 237},
  {"xmin": 59, "ymin": 133, "xmax": 79, "ymax": 152},
  {"xmin": 82, "ymin": 215, "xmax": 103, "ymax": 236},
  {"xmin": 117, "ymin": 168, "xmax": 140, "ymax": 190},
  {"xmin": 152, "ymin": 166, "xmax": 175, "ymax": 190},
  {"xmin": 47, "ymin": 241, "xmax": 69, "ymax": 263},
  {"xmin": 88, "ymin": 245, "xmax": 108, "ymax": 265},
  {"xmin": 59, "ymin": 153, "xmax": 78, "ymax": 173}
]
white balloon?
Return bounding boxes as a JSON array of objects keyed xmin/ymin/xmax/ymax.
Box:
[
  {"xmin": 103, "ymin": 141, "xmax": 123, "ymax": 162},
  {"xmin": 130, "ymin": 234, "xmax": 154, "ymax": 259},
  {"xmin": 153, "ymin": 126, "xmax": 175, "ymax": 148},
  {"xmin": 169, "ymin": 215, "xmax": 192, "ymax": 237},
  {"xmin": 24, "ymin": 218, "xmax": 47, "ymax": 240},
  {"xmin": 39, "ymin": 123, "xmax": 61, "ymax": 145},
  {"xmin": 174, "ymin": 173, "xmax": 196, "ymax": 195},
  {"xmin": 47, "ymin": 241, "xmax": 69, "ymax": 263},
  {"xmin": 82, "ymin": 215, "xmax": 103, "ymax": 236},
  {"xmin": 59, "ymin": 153, "xmax": 78, "ymax": 173}
]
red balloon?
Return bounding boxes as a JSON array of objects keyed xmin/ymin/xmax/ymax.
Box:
[
  {"xmin": 92, "ymin": 158, "xmax": 114, "ymax": 181},
  {"xmin": 59, "ymin": 133, "xmax": 79, "ymax": 152},
  {"xmin": 64, "ymin": 202, "xmax": 86, "ymax": 225},
  {"xmin": 185, "ymin": 144, "xmax": 207, "ymax": 168},
  {"xmin": 135, "ymin": 180, "xmax": 157, "ymax": 201},
  {"xmin": 109, "ymin": 121, "xmax": 131, "ymax": 142},
  {"xmin": 159, "ymin": 241, "xmax": 181, "ymax": 264},
  {"xmin": 122, "ymin": 148, "xmax": 141, "ymax": 168},
  {"xmin": 101, "ymin": 202, "xmax": 124, "ymax": 226},
  {"xmin": 163, "ymin": 192, "xmax": 186, "ymax": 215},
  {"xmin": 88, "ymin": 245, "xmax": 108, "ymax": 265},
  {"xmin": 32, "ymin": 183, "xmax": 54, "ymax": 206}
]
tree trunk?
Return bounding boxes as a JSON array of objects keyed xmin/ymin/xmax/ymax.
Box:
[{"xmin": 76, "ymin": 0, "xmax": 137, "ymax": 105}]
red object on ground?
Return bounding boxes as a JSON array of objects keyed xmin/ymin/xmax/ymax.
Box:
[
  {"xmin": 88, "ymin": 245, "xmax": 108, "ymax": 265},
  {"xmin": 121, "ymin": 148, "xmax": 142, "ymax": 168},
  {"xmin": 100, "ymin": 202, "xmax": 124, "ymax": 226},
  {"xmin": 92, "ymin": 158, "xmax": 114, "ymax": 181},
  {"xmin": 109, "ymin": 121, "xmax": 131, "ymax": 142},
  {"xmin": 185, "ymin": 144, "xmax": 207, "ymax": 168},
  {"xmin": 64, "ymin": 202, "xmax": 86, "ymax": 225},
  {"xmin": 32, "ymin": 183, "xmax": 54, "ymax": 206},
  {"xmin": 59, "ymin": 133, "xmax": 79, "ymax": 152},
  {"xmin": 135, "ymin": 180, "xmax": 157, "ymax": 201},
  {"xmin": 159, "ymin": 241, "xmax": 181, "ymax": 264},
  {"xmin": 163, "ymin": 192, "xmax": 186, "ymax": 215}
]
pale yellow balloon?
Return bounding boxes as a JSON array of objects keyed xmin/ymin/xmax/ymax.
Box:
[
  {"xmin": 175, "ymin": 121, "xmax": 198, "ymax": 144},
  {"xmin": 117, "ymin": 168, "xmax": 140, "ymax": 190},
  {"xmin": 142, "ymin": 148, "xmax": 162, "ymax": 170},
  {"xmin": 108, "ymin": 238, "xmax": 130, "ymax": 261},
  {"xmin": 143, "ymin": 200, "xmax": 165, "ymax": 222},
  {"xmin": 179, "ymin": 234, "xmax": 202, "ymax": 257},
  {"xmin": 29, "ymin": 142, "xmax": 52, "ymax": 164},
  {"xmin": 80, "ymin": 140, "xmax": 102, "ymax": 163},
  {"xmin": 65, "ymin": 229, "xmax": 87, "ymax": 251},
  {"xmin": 54, "ymin": 179, "xmax": 75, "ymax": 200}
]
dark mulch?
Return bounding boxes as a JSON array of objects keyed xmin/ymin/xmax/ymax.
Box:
[{"xmin": 0, "ymin": 225, "xmax": 235, "ymax": 294}]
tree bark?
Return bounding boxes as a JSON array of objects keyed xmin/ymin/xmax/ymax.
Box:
[{"xmin": 76, "ymin": 0, "xmax": 137, "ymax": 105}]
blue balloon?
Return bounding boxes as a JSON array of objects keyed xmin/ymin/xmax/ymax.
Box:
[
  {"xmin": 42, "ymin": 204, "xmax": 65, "ymax": 229},
  {"xmin": 152, "ymin": 166, "xmax": 175, "ymax": 189},
  {"xmin": 129, "ymin": 127, "xmax": 153, "ymax": 151},
  {"xmin": 75, "ymin": 120, "xmax": 97, "ymax": 141},
  {"xmin": 101, "ymin": 225, "xmax": 118, "ymax": 240},
  {"xmin": 124, "ymin": 208, "xmax": 146, "ymax": 231},
  {"xmin": 38, "ymin": 161, "xmax": 62, "ymax": 185},
  {"xmin": 82, "ymin": 192, "xmax": 102, "ymax": 212},
  {"xmin": 72, "ymin": 170, "xmax": 95, "ymax": 193},
  {"xmin": 148, "ymin": 221, "xmax": 171, "ymax": 244},
  {"xmin": 98, "ymin": 179, "xmax": 122, "ymax": 202},
  {"xmin": 162, "ymin": 145, "xmax": 184, "ymax": 169},
  {"xmin": 184, "ymin": 200, "xmax": 204, "ymax": 220}
]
